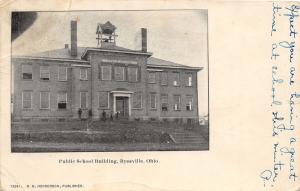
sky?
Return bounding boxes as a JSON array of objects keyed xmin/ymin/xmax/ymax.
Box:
[{"xmin": 12, "ymin": 10, "xmax": 208, "ymax": 116}]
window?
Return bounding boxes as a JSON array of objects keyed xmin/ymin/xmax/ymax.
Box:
[
  {"xmin": 173, "ymin": 72, "xmax": 180, "ymax": 86},
  {"xmin": 58, "ymin": 66, "xmax": 67, "ymax": 81},
  {"xmin": 22, "ymin": 64, "xmax": 32, "ymax": 80},
  {"xmin": 173, "ymin": 95, "xmax": 181, "ymax": 111},
  {"xmin": 148, "ymin": 72, "xmax": 156, "ymax": 83},
  {"xmin": 101, "ymin": 65, "xmax": 111, "ymax": 80},
  {"xmin": 185, "ymin": 73, "xmax": 193, "ymax": 86},
  {"xmin": 128, "ymin": 67, "xmax": 138, "ymax": 82},
  {"xmin": 80, "ymin": 68, "xmax": 88, "ymax": 80},
  {"xmin": 132, "ymin": 92, "xmax": 142, "ymax": 109},
  {"xmin": 186, "ymin": 95, "xmax": 193, "ymax": 111},
  {"xmin": 115, "ymin": 66, "xmax": 125, "ymax": 81},
  {"xmin": 22, "ymin": 91, "xmax": 32, "ymax": 109},
  {"xmin": 99, "ymin": 91, "xmax": 109, "ymax": 108},
  {"xmin": 80, "ymin": 92, "xmax": 88, "ymax": 109},
  {"xmin": 40, "ymin": 92, "xmax": 50, "ymax": 109},
  {"xmin": 150, "ymin": 93, "xmax": 157, "ymax": 109},
  {"xmin": 40, "ymin": 66, "xmax": 50, "ymax": 80},
  {"xmin": 161, "ymin": 94, "xmax": 168, "ymax": 111},
  {"xmin": 161, "ymin": 72, "xmax": 168, "ymax": 85},
  {"xmin": 57, "ymin": 92, "xmax": 67, "ymax": 109}
]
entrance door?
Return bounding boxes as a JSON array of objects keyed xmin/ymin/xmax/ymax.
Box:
[{"xmin": 116, "ymin": 97, "xmax": 129, "ymax": 118}]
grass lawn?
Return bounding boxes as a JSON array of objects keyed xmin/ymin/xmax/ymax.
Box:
[{"xmin": 12, "ymin": 120, "xmax": 209, "ymax": 152}]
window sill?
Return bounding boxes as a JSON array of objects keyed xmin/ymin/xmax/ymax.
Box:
[
  {"xmin": 22, "ymin": 108, "xmax": 33, "ymax": 111},
  {"xmin": 40, "ymin": 108, "xmax": 50, "ymax": 110},
  {"xmin": 40, "ymin": 79, "xmax": 50, "ymax": 82},
  {"xmin": 132, "ymin": 108, "xmax": 143, "ymax": 110},
  {"xmin": 57, "ymin": 108, "xmax": 68, "ymax": 110},
  {"xmin": 148, "ymin": 82, "xmax": 156, "ymax": 84},
  {"xmin": 174, "ymin": 109, "xmax": 181, "ymax": 111},
  {"xmin": 58, "ymin": 80, "xmax": 68, "ymax": 82},
  {"xmin": 100, "ymin": 79, "xmax": 112, "ymax": 81},
  {"xmin": 80, "ymin": 79, "xmax": 88, "ymax": 81},
  {"xmin": 150, "ymin": 108, "xmax": 157, "ymax": 110},
  {"xmin": 22, "ymin": 79, "xmax": 33, "ymax": 81}
]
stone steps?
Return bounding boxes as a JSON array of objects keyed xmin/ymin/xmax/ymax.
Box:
[{"xmin": 170, "ymin": 131, "xmax": 206, "ymax": 144}]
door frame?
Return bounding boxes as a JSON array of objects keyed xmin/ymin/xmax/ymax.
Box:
[
  {"xmin": 116, "ymin": 97, "xmax": 129, "ymax": 117},
  {"xmin": 111, "ymin": 91, "xmax": 133, "ymax": 117}
]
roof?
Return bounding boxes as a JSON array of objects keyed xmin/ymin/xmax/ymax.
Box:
[
  {"xmin": 29, "ymin": 47, "xmax": 85, "ymax": 60},
  {"xmin": 26, "ymin": 46, "xmax": 134, "ymax": 60},
  {"xmin": 147, "ymin": 57, "xmax": 202, "ymax": 70},
  {"xmin": 148, "ymin": 57, "xmax": 187, "ymax": 67},
  {"xmin": 13, "ymin": 46, "xmax": 202, "ymax": 70}
]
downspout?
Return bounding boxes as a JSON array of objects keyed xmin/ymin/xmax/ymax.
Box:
[{"xmin": 89, "ymin": 54, "xmax": 93, "ymax": 120}]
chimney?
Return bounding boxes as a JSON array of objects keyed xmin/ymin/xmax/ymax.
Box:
[
  {"xmin": 141, "ymin": 28, "xmax": 147, "ymax": 52},
  {"xmin": 70, "ymin": 20, "xmax": 77, "ymax": 57}
]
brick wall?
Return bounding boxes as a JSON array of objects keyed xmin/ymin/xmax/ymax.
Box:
[{"xmin": 12, "ymin": 54, "xmax": 199, "ymax": 122}]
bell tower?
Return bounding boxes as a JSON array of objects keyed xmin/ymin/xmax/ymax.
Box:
[{"xmin": 96, "ymin": 21, "xmax": 118, "ymax": 47}]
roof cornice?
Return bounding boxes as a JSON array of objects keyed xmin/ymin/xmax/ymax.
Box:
[
  {"xmin": 147, "ymin": 64, "xmax": 203, "ymax": 71},
  {"xmin": 81, "ymin": 48, "xmax": 153, "ymax": 59},
  {"xmin": 12, "ymin": 56, "xmax": 89, "ymax": 63}
]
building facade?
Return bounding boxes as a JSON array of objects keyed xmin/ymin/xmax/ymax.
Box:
[{"xmin": 12, "ymin": 21, "xmax": 202, "ymax": 122}]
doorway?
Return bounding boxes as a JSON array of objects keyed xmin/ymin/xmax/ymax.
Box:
[{"xmin": 116, "ymin": 97, "xmax": 129, "ymax": 118}]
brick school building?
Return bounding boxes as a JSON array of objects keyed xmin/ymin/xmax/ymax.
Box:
[{"xmin": 12, "ymin": 21, "xmax": 202, "ymax": 123}]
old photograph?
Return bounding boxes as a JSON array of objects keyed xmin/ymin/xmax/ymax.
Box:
[{"xmin": 11, "ymin": 10, "xmax": 208, "ymax": 152}]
